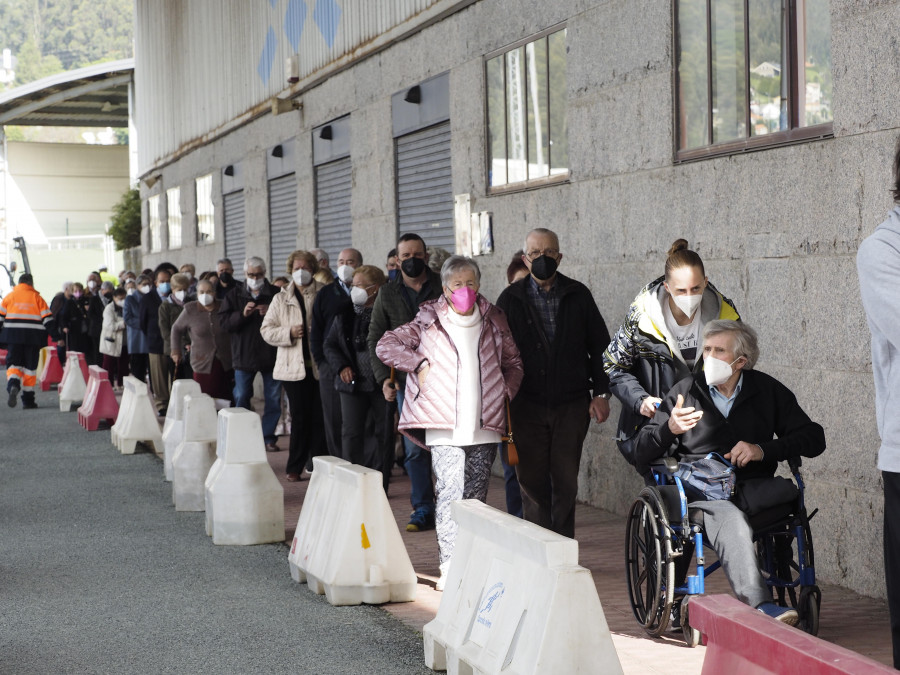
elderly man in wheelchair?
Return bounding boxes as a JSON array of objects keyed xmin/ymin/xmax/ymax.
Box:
[{"xmin": 627, "ymin": 319, "xmax": 826, "ymax": 644}]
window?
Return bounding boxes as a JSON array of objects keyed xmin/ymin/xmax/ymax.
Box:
[
  {"xmin": 167, "ymin": 187, "xmax": 182, "ymax": 249},
  {"xmin": 485, "ymin": 26, "xmax": 568, "ymax": 190},
  {"xmin": 148, "ymin": 195, "xmax": 161, "ymax": 253},
  {"xmin": 196, "ymin": 174, "xmax": 215, "ymax": 243},
  {"xmin": 676, "ymin": 0, "xmax": 832, "ymax": 160}
]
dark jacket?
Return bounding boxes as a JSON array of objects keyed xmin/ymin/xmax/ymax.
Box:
[
  {"xmin": 88, "ymin": 293, "xmax": 108, "ymax": 340},
  {"xmin": 218, "ymin": 280, "xmax": 278, "ymax": 372},
  {"xmin": 310, "ymin": 280, "xmax": 351, "ymax": 370},
  {"xmin": 323, "ymin": 305, "xmax": 376, "ymax": 394},
  {"xmin": 495, "ymin": 273, "xmax": 611, "ymax": 407},
  {"xmin": 59, "ymin": 296, "xmax": 91, "ymax": 353},
  {"xmin": 139, "ymin": 289, "xmax": 165, "ymax": 354},
  {"xmin": 634, "ymin": 369, "xmax": 826, "ymax": 482},
  {"xmin": 123, "ymin": 293, "xmax": 149, "ymax": 355},
  {"xmin": 603, "ymin": 276, "xmax": 740, "ymax": 464},
  {"xmin": 367, "ymin": 269, "xmax": 443, "ymax": 386}
]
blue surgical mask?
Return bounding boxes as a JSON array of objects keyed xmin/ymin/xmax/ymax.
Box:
[
  {"xmin": 388, "ymin": 269, "xmax": 400, "ymax": 282},
  {"xmin": 158, "ymin": 282, "xmax": 171, "ymax": 296}
]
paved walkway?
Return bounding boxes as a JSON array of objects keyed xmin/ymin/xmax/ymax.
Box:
[{"xmin": 268, "ymin": 438, "xmax": 896, "ymax": 673}]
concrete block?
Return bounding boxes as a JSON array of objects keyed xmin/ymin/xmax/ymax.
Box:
[
  {"xmin": 206, "ymin": 408, "xmax": 284, "ymax": 545},
  {"xmin": 162, "ymin": 379, "xmax": 202, "ymax": 482},
  {"xmin": 58, "ymin": 352, "xmax": 88, "ymax": 412},
  {"xmin": 172, "ymin": 393, "xmax": 218, "ymax": 512},
  {"xmin": 110, "ymin": 375, "xmax": 163, "ymax": 455},
  {"xmin": 424, "ymin": 500, "xmax": 622, "ymax": 674},
  {"xmin": 288, "ymin": 456, "xmax": 417, "ymax": 606}
]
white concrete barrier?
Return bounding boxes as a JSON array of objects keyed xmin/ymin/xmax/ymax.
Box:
[
  {"xmin": 205, "ymin": 408, "xmax": 284, "ymax": 545},
  {"xmin": 58, "ymin": 352, "xmax": 87, "ymax": 411},
  {"xmin": 162, "ymin": 379, "xmax": 202, "ymax": 482},
  {"xmin": 287, "ymin": 456, "xmax": 417, "ymax": 606},
  {"xmin": 110, "ymin": 375, "xmax": 163, "ymax": 455},
  {"xmin": 423, "ymin": 500, "xmax": 622, "ymax": 674},
  {"xmin": 172, "ymin": 393, "xmax": 218, "ymax": 511}
]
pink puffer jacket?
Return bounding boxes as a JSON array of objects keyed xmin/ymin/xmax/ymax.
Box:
[{"xmin": 376, "ymin": 294, "xmax": 523, "ymax": 449}]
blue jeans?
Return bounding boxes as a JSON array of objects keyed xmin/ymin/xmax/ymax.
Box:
[
  {"xmin": 500, "ymin": 443, "xmax": 523, "ymax": 518},
  {"xmin": 396, "ymin": 385, "xmax": 435, "ymax": 516},
  {"xmin": 233, "ymin": 369, "xmax": 282, "ymax": 445}
]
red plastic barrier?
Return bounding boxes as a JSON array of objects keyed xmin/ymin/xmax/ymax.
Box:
[
  {"xmin": 0, "ymin": 348, "xmax": 6, "ymax": 366},
  {"xmin": 690, "ymin": 594, "xmax": 894, "ymax": 674},
  {"xmin": 77, "ymin": 366, "xmax": 120, "ymax": 431},
  {"xmin": 59, "ymin": 351, "xmax": 88, "ymax": 390},
  {"xmin": 39, "ymin": 347, "xmax": 65, "ymax": 391}
]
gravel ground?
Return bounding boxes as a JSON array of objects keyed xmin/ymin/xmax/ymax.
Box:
[{"xmin": 0, "ymin": 388, "xmax": 431, "ymax": 674}]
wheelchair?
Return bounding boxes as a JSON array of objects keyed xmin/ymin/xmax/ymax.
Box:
[{"xmin": 624, "ymin": 455, "xmax": 820, "ymax": 646}]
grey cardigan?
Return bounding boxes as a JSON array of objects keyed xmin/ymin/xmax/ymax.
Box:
[{"xmin": 170, "ymin": 301, "xmax": 233, "ymax": 374}]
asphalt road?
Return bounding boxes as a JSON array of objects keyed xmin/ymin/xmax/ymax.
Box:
[{"xmin": 0, "ymin": 388, "xmax": 431, "ymax": 674}]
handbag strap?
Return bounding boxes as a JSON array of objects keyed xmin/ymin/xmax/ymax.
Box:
[{"xmin": 505, "ymin": 398, "xmax": 513, "ymax": 436}]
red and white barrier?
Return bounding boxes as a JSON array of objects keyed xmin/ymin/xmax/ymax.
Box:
[
  {"xmin": 58, "ymin": 352, "xmax": 88, "ymax": 411},
  {"xmin": 77, "ymin": 366, "xmax": 120, "ymax": 430},
  {"xmin": 39, "ymin": 346, "xmax": 64, "ymax": 391}
]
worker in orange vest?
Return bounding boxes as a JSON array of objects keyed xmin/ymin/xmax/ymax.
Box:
[{"xmin": 0, "ymin": 273, "xmax": 58, "ymax": 408}]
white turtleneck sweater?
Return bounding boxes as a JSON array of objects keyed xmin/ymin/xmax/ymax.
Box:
[{"xmin": 426, "ymin": 305, "xmax": 502, "ymax": 448}]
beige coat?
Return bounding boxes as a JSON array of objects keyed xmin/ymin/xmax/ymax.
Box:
[
  {"xmin": 260, "ymin": 280, "xmax": 323, "ymax": 382},
  {"xmin": 99, "ymin": 301, "xmax": 126, "ymax": 357}
]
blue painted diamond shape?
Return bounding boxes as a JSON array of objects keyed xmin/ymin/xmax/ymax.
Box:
[
  {"xmin": 313, "ymin": 0, "xmax": 341, "ymax": 49},
  {"xmin": 284, "ymin": 0, "xmax": 307, "ymax": 52},
  {"xmin": 257, "ymin": 26, "xmax": 277, "ymax": 85}
]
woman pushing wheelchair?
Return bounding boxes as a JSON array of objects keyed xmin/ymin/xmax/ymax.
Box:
[{"xmin": 633, "ymin": 320, "xmax": 826, "ymax": 626}]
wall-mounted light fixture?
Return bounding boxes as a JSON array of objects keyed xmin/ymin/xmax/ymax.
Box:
[
  {"xmin": 143, "ymin": 174, "xmax": 161, "ymax": 189},
  {"xmin": 271, "ymin": 96, "xmax": 302, "ymax": 115},
  {"xmin": 271, "ymin": 145, "xmax": 284, "ymax": 158},
  {"xmin": 224, "ymin": 165, "xmax": 235, "ymax": 177},
  {"xmin": 404, "ymin": 85, "xmax": 422, "ymax": 104},
  {"xmin": 286, "ymin": 55, "xmax": 300, "ymax": 84},
  {"xmin": 319, "ymin": 125, "xmax": 333, "ymax": 140}
]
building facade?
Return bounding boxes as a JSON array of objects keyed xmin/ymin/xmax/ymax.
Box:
[{"xmin": 135, "ymin": 0, "xmax": 896, "ymax": 597}]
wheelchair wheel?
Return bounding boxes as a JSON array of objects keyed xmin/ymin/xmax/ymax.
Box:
[
  {"xmin": 625, "ymin": 487, "xmax": 674, "ymax": 636},
  {"xmin": 798, "ymin": 585, "xmax": 821, "ymax": 636},
  {"xmin": 680, "ymin": 596, "xmax": 702, "ymax": 648}
]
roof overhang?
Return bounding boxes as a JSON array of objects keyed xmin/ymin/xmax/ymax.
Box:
[{"xmin": 0, "ymin": 58, "xmax": 134, "ymax": 128}]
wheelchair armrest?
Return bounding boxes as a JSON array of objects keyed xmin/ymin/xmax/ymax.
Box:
[{"xmin": 650, "ymin": 457, "xmax": 679, "ymax": 475}]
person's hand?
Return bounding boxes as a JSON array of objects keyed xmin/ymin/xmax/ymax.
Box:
[
  {"xmin": 725, "ymin": 441, "xmax": 763, "ymax": 468},
  {"xmin": 62, "ymin": 327, "xmax": 69, "ymax": 334},
  {"xmin": 417, "ymin": 363, "xmax": 430, "ymax": 388},
  {"xmin": 171, "ymin": 351, "xmax": 181, "ymax": 365},
  {"xmin": 640, "ymin": 396, "xmax": 662, "ymax": 418},
  {"xmin": 290, "ymin": 324, "xmax": 305, "ymax": 339},
  {"xmin": 340, "ymin": 367, "xmax": 355, "ymax": 384},
  {"xmin": 589, "ymin": 396, "xmax": 610, "ymax": 423},
  {"xmin": 242, "ymin": 302, "xmax": 256, "ymax": 317},
  {"xmin": 667, "ymin": 394, "xmax": 703, "ymax": 435},
  {"xmin": 382, "ymin": 378, "xmax": 397, "ymax": 402},
  {"xmin": 256, "ymin": 303, "xmax": 269, "ymax": 316}
]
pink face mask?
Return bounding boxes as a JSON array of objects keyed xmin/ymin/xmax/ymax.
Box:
[{"xmin": 449, "ymin": 287, "xmax": 477, "ymax": 313}]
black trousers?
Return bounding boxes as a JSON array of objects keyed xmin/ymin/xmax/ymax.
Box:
[
  {"xmin": 884, "ymin": 471, "xmax": 900, "ymax": 668},
  {"xmin": 317, "ymin": 363, "xmax": 343, "ymax": 457},
  {"xmin": 510, "ymin": 396, "xmax": 591, "ymax": 539},
  {"xmin": 340, "ymin": 389, "xmax": 389, "ymax": 478},
  {"xmin": 282, "ymin": 377, "xmax": 327, "ymax": 475},
  {"xmin": 129, "ymin": 353, "xmax": 149, "ymax": 383}
]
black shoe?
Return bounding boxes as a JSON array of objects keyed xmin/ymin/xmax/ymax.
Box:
[
  {"xmin": 8, "ymin": 382, "xmax": 20, "ymax": 408},
  {"xmin": 22, "ymin": 399, "xmax": 38, "ymax": 409}
]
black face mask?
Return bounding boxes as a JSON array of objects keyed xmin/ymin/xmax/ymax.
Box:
[
  {"xmin": 530, "ymin": 255, "xmax": 558, "ymax": 281},
  {"xmin": 218, "ymin": 272, "xmax": 234, "ymax": 287},
  {"xmin": 400, "ymin": 257, "xmax": 426, "ymax": 278}
]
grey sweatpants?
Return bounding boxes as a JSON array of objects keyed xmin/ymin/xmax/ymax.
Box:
[
  {"xmin": 432, "ymin": 443, "xmax": 497, "ymax": 565},
  {"xmin": 690, "ymin": 499, "xmax": 771, "ymax": 608}
]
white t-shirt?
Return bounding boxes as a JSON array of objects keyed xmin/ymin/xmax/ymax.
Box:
[
  {"xmin": 662, "ymin": 298, "xmax": 702, "ymax": 367},
  {"xmin": 426, "ymin": 306, "xmax": 502, "ymax": 447}
]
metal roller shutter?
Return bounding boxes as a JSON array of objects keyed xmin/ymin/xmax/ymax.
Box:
[
  {"xmin": 268, "ymin": 173, "xmax": 298, "ymax": 274},
  {"xmin": 223, "ymin": 190, "xmax": 246, "ymax": 280},
  {"xmin": 396, "ymin": 121, "xmax": 454, "ymax": 252},
  {"xmin": 315, "ymin": 156, "xmax": 352, "ymax": 263}
]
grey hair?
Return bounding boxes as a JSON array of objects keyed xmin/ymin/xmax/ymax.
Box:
[
  {"xmin": 523, "ymin": 227, "xmax": 560, "ymax": 255},
  {"xmin": 62, "ymin": 281, "xmax": 73, "ymax": 292},
  {"xmin": 440, "ymin": 255, "xmax": 481, "ymax": 287},
  {"xmin": 310, "ymin": 248, "xmax": 329, "ymax": 263},
  {"xmin": 702, "ymin": 320, "xmax": 759, "ymax": 369},
  {"xmin": 244, "ymin": 256, "xmax": 267, "ymax": 274},
  {"xmin": 216, "ymin": 258, "xmax": 232, "ymax": 267}
]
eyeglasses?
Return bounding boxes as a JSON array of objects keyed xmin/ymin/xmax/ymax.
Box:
[{"xmin": 525, "ymin": 248, "xmax": 560, "ymax": 261}]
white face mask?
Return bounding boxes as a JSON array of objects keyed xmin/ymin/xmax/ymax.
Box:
[
  {"xmin": 197, "ymin": 293, "xmax": 214, "ymax": 307},
  {"xmin": 292, "ymin": 269, "xmax": 312, "ymax": 287},
  {"xmin": 87, "ymin": 280, "xmax": 97, "ymax": 290},
  {"xmin": 704, "ymin": 355, "xmax": 740, "ymax": 387},
  {"xmin": 174, "ymin": 290, "xmax": 186, "ymax": 302},
  {"xmin": 114, "ymin": 299, "xmax": 125, "ymax": 308},
  {"xmin": 126, "ymin": 288, "xmax": 135, "ymax": 296},
  {"xmin": 337, "ymin": 264, "xmax": 355, "ymax": 284},
  {"xmin": 350, "ymin": 286, "xmax": 370, "ymax": 307},
  {"xmin": 672, "ymin": 293, "xmax": 702, "ymax": 319},
  {"xmin": 247, "ymin": 277, "xmax": 264, "ymax": 291},
  {"xmin": 182, "ymin": 271, "xmax": 193, "ymax": 280},
  {"xmin": 139, "ymin": 285, "xmax": 151, "ymax": 295}
]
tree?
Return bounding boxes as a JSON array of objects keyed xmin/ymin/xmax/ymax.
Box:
[{"xmin": 109, "ymin": 188, "xmax": 141, "ymax": 250}]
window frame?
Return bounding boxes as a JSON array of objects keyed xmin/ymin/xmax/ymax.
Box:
[
  {"xmin": 483, "ymin": 23, "xmax": 570, "ymax": 195},
  {"xmin": 673, "ymin": 0, "xmax": 833, "ymax": 163},
  {"xmin": 148, "ymin": 194, "xmax": 161, "ymax": 253},
  {"xmin": 166, "ymin": 186, "xmax": 182, "ymax": 250},
  {"xmin": 195, "ymin": 174, "xmax": 215, "ymax": 244}
]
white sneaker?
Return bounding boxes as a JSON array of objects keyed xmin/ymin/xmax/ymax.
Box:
[{"xmin": 435, "ymin": 561, "xmax": 450, "ymax": 592}]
